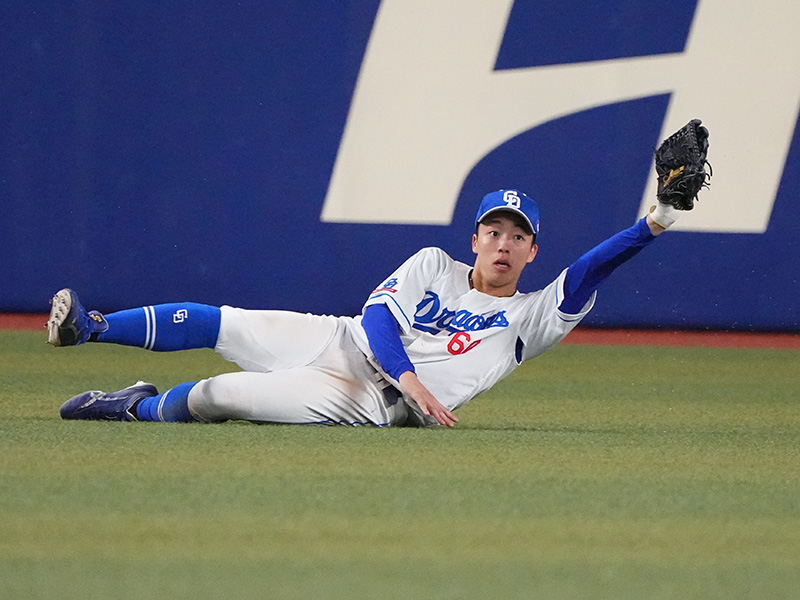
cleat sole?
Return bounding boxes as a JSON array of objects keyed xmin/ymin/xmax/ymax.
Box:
[{"xmin": 47, "ymin": 289, "xmax": 73, "ymax": 347}]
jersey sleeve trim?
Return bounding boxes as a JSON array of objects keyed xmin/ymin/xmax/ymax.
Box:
[
  {"xmin": 556, "ymin": 295, "xmax": 596, "ymax": 322},
  {"xmin": 554, "ymin": 268, "xmax": 596, "ymax": 322}
]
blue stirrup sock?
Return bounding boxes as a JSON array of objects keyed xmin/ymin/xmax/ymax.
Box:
[
  {"xmin": 95, "ymin": 303, "xmax": 221, "ymax": 351},
  {"xmin": 133, "ymin": 382, "xmax": 198, "ymax": 422}
]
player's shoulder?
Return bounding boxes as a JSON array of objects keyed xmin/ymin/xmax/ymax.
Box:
[
  {"xmin": 410, "ymin": 246, "xmax": 460, "ymax": 269},
  {"xmin": 415, "ymin": 246, "xmax": 452, "ymax": 260},
  {"xmin": 401, "ymin": 247, "xmax": 470, "ymax": 285}
]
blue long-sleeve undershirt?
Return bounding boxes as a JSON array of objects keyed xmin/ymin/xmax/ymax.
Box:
[
  {"xmin": 559, "ymin": 216, "xmax": 656, "ymax": 314},
  {"xmin": 361, "ymin": 304, "xmax": 416, "ymax": 381},
  {"xmin": 363, "ymin": 216, "xmax": 657, "ymax": 378}
]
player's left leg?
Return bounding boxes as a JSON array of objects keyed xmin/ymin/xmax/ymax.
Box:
[
  {"xmin": 59, "ymin": 382, "xmax": 155, "ymax": 421},
  {"xmin": 60, "ymin": 380, "xmax": 198, "ymax": 422},
  {"xmin": 48, "ymin": 288, "xmax": 220, "ymax": 351}
]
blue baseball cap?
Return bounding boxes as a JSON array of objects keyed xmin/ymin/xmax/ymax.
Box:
[{"xmin": 475, "ymin": 189, "xmax": 540, "ymax": 237}]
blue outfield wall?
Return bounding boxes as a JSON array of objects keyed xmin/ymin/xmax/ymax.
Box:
[{"xmin": 2, "ymin": 0, "xmax": 799, "ymax": 331}]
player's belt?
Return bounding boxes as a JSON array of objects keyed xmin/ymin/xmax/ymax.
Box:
[
  {"xmin": 364, "ymin": 355, "xmax": 435, "ymax": 427},
  {"xmin": 382, "ymin": 384, "xmax": 402, "ymax": 406}
]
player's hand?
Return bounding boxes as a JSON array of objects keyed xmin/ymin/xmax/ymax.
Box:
[{"xmin": 398, "ymin": 371, "xmax": 459, "ymax": 428}]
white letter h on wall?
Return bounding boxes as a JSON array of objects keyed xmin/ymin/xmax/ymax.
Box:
[{"xmin": 321, "ymin": 0, "xmax": 800, "ymax": 233}]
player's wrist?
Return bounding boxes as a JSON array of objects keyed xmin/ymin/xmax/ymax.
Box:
[{"xmin": 649, "ymin": 202, "xmax": 680, "ymax": 229}]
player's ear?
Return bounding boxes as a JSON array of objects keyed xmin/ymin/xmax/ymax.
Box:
[
  {"xmin": 527, "ymin": 243, "xmax": 538, "ymax": 264},
  {"xmin": 472, "ymin": 233, "xmax": 478, "ymax": 254}
]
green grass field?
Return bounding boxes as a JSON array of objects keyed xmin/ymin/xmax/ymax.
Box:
[{"xmin": 1, "ymin": 329, "xmax": 799, "ymax": 599}]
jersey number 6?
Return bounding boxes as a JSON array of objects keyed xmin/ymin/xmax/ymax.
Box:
[{"xmin": 447, "ymin": 331, "xmax": 481, "ymax": 355}]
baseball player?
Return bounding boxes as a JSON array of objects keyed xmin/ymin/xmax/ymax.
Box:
[
  {"xmin": 49, "ymin": 121, "xmax": 710, "ymax": 427},
  {"xmin": 46, "ymin": 190, "xmax": 672, "ymax": 427}
]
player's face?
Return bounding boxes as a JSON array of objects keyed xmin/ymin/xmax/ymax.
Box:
[{"xmin": 471, "ymin": 214, "xmax": 538, "ymax": 297}]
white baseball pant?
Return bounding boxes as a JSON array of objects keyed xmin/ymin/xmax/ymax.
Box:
[{"xmin": 186, "ymin": 306, "xmax": 409, "ymax": 426}]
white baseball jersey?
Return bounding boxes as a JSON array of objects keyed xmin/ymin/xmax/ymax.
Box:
[
  {"xmin": 189, "ymin": 247, "xmax": 594, "ymax": 426},
  {"xmin": 349, "ymin": 247, "xmax": 595, "ymax": 411}
]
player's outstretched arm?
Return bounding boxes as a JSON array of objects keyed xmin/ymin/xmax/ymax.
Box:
[
  {"xmin": 398, "ymin": 371, "xmax": 458, "ymax": 428},
  {"xmin": 559, "ymin": 217, "xmax": 656, "ymax": 314},
  {"xmin": 559, "ymin": 203, "xmax": 684, "ymax": 314}
]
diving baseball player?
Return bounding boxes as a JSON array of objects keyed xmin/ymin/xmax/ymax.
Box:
[{"xmin": 48, "ymin": 121, "xmax": 711, "ymax": 428}]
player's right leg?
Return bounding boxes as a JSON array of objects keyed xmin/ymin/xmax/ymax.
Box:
[
  {"xmin": 186, "ymin": 325, "xmax": 409, "ymax": 426},
  {"xmin": 47, "ymin": 288, "xmax": 220, "ymax": 351},
  {"xmin": 186, "ymin": 368, "xmax": 399, "ymax": 426}
]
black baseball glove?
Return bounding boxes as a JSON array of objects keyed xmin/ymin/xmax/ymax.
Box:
[{"xmin": 654, "ymin": 119, "xmax": 711, "ymax": 210}]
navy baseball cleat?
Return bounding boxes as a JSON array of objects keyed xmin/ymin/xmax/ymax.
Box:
[
  {"xmin": 47, "ymin": 288, "xmax": 109, "ymax": 346},
  {"xmin": 60, "ymin": 381, "xmax": 158, "ymax": 421}
]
